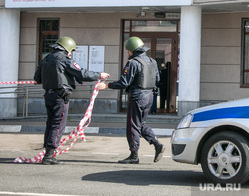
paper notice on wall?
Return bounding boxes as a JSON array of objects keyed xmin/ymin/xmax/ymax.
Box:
[
  {"xmin": 72, "ymin": 46, "xmax": 88, "ymax": 69},
  {"xmin": 89, "ymin": 46, "xmax": 105, "ymax": 72}
]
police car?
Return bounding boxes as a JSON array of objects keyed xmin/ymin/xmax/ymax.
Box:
[{"xmin": 171, "ymin": 98, "xmax": 249, "ymax": 185}]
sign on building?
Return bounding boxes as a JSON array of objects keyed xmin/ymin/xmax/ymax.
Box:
[
  {"xmin": 72, "ymin": 46, "xmax": 88, "ymax": 70},
  {"xmin": 89, "ymin": 46, "xmax": 105, "ymax": 73},
  {"xmin": 5, "ymin": 0, "xmax": 192, "ymax": 8}
]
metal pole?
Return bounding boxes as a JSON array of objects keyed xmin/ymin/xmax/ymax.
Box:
[
  {"xmin": 26, "ymin": 86, "xmax": 29, "ymax": 117},
  {"xmin": 23, "ymin": 93, "xmax": 25, "ymax": 117}
]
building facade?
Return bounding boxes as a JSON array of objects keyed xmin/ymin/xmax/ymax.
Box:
[{"xmin": 1, "ymin": 0, "xmax": 249, "ymax": 118}]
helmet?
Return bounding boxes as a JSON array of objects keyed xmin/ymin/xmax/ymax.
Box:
[
  {"xmin": 56, "ymin": 36, "xmax": 76, "ymax": 53},
  {"xmin": 125, "ymin": 37, "xmax": 144, "ymax": 52}
]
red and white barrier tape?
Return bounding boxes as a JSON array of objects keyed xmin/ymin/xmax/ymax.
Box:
[
  {"xmin": 13, "ymin": 79, "xmax": 102, "ymax": 163},
  {"xmin": 0, "ymin": 81, "xmax": 37, "ymax": 85}
]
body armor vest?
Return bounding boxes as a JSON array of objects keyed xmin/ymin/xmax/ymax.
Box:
[
  {"xmin": 41, "ymin": 52, "xmax": 74, "ymax": 90},
  {"xmin": 133, "ymin": 56, "xmax": 156, "ymax": 89}
]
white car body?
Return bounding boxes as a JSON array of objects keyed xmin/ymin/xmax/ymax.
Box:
[{"xmin": 171, "ymin": 98, "xmax": 249, "ymax": 164}]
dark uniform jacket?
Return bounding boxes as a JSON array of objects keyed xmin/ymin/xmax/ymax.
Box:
[
  {"xmin": 108, "ymin": 47, "xmax": 160, "ymax": 100},
  {"xmin": 34, "ymin": 46, "xmax": 101, "ymax": 90}
]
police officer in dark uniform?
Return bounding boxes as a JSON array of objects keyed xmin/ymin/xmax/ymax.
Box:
[
  {"xmin": 98, "ymin": 37, "xmax": 165, "ymax": 164},
  {"xmin": 34, "ymin": 36, "xmax": 109, "ymax": 165}
]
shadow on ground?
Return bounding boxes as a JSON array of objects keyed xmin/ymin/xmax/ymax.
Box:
[{"xmin": 82, "ymin": 169, "xmax": 207, "ymax": 186}]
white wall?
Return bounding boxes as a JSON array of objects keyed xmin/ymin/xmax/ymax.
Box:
[{"xmin": 0, "ymin": 8, "xmax": 20, "ymax": 117}]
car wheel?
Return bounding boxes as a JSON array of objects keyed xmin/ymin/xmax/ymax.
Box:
[{"xmin": 201, "ymin": 131, "xmax": 249, "ymax": 185}]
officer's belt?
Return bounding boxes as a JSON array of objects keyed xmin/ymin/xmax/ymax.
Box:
[{"xmin": 46, "ymin": 89, "xmax": 63, "ymax": 94}]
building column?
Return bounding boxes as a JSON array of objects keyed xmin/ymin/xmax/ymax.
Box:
[
  {"xmin": 178, "ymin": 6, "xmax": 202, "ymax": 116},
  {"xmin": 0, "ymin": 8, "xmax": 20, "ymax": 118}
]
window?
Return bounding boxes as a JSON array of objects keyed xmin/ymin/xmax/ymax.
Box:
[
  {"xmin": 131, "ymin": 20, "xmax": 177, "ymax": 32},
  {"xmin": 38, "ymin": 19, "xmax": 59, "ymax": 63},
  {"xmin": 241, "ymin": 19, "xmax": 249, "ymax": 87}
]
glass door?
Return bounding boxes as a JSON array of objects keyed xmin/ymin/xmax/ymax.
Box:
[
  {"xmin": 151, "ymin": 37, "xmax": 177, "ymax": 113},
  {"xmin": 156, "ymin": 38, "xmax": 172, "ymax": 113},
  {"xmin": 120, "ymin": 20, "xmax": 179, "ymax": 113}
]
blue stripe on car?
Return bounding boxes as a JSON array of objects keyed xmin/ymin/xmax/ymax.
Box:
[{"xmin": 192, "ymin": 106, "xmax": 249, "ymax": 122}]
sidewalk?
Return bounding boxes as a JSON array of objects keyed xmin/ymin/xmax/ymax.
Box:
[{"xmin": 0, "ymin": 113, "xmax": 180, "ymax": 136}]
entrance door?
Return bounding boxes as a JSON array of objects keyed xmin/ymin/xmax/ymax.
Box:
[
  {"xmin": 120, "ymin": 20, "xmax": 179, "ymax": 114},
  {"xmin": 131, "ymin": 33, "xmax": 178, "ymax": 113}
]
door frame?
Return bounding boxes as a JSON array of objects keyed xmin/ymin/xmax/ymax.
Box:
[{"xmin": 131, "ymin": 32, "xmax": 178, "ymax": 113}]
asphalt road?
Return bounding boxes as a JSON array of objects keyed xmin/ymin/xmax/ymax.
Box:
[{"xmin": 0, "ymin": 134, "xmax": 249, "ymax": 196}]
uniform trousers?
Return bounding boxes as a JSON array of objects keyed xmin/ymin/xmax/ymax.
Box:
[
  {"xmin": 44, "ymin": 91, "xmax": 69, "ymax": 148},
  {"xmin": 126, "ymin": 92, "xmax": 156, "ymax": 152}
]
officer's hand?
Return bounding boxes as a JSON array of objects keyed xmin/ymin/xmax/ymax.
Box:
[
  {"xmin": 97, "ymin": 83, "xmax": 109, "ymax": 90},
  {"xmin": 100, "ymin": 73, "xmax": 110, "ymax": 80}
]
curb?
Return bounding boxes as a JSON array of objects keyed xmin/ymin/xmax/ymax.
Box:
[{"xmin": 0, "ymin": 125, "xmax": 174, "ymax": 137}]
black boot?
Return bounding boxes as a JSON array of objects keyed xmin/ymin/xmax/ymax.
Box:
[
  {"xmin": 151, "ymin": 138, "xmax": 165, "ymax": 163},
  {"xmin": 42, "ymin": 146, "xmax": 62, "ymax": 165},
  {"xmin": 118, "ymin": 151, "xmax": 139, "ymax": 164}
]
